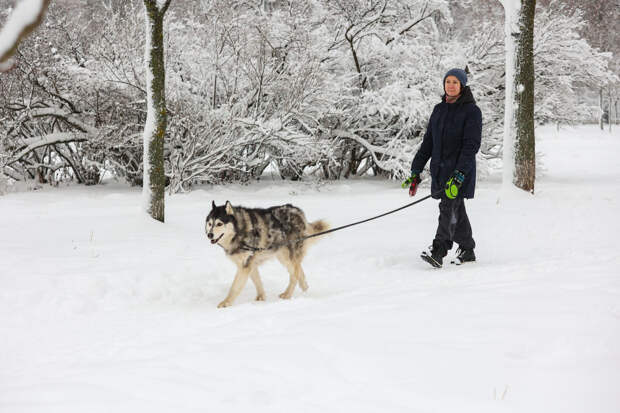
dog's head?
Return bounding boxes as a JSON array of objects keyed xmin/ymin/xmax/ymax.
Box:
[{"xmin": 205, "ymin": 201, "xmax": 236, "ymax": 246}]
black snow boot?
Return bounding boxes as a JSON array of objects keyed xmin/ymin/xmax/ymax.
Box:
[
  {"xmin": 451, "ymin": 247, "xmax": 476, "ymax": 265},
  {"xmin": 421, "ymin": 240, "xmax": 446, "ymax": 268}
]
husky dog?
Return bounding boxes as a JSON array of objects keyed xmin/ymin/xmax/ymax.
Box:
[{"xmin": 206, "ymin": 201, "xmax": 329, "ymax": 308}]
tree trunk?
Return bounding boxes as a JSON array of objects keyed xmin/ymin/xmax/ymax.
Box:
[
  {"xmin": 608, "ymin": 88, "xmax": 612, "ymax": 133},
  {"xmin": 513, "ymin": 0, "xmax": 536, "ymax": 193},
  {"xmin": 142, "ymin": 0, "xmax": 171, "ymax": 222},
  {"xmin": 501, "ymin": 0, "xmax": 536, "ymax": 194},
  {"xmin": 599, "ymin": 88, "xmax": 604, "ymax": 130}
]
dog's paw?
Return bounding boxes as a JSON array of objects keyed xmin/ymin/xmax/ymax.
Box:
[
  {"xmin": 255, "ymin": 294, "xmax": 265, "ymax": 302},
  {"xmin": 217, "ymin": 300, "xmax": 232, "ymax": 308},
  {"xmin": 279, "ymin": 292, "xmax": 292, "ymax": 300}
]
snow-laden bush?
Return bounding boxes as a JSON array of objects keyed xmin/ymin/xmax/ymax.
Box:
[
  {"xmin": 161, "ymin": 0, "xmax": 453, "ymax": 188},
  {"xmin": 0, "ymin": 0, "xmax": 616, "ymax": 190},
  {"xmin": 0, "ymin": 3, "xmax": 146, "ymax": 186},
  {"xmin": 0, "ymin": 171, "xmax": 7, "ymax": 195},
  {"xmin": 533, "ymin": 4, "xmax": 617, "ymax": 125},
  {"xmin": 459, "ymin": 2, "xmax": 616, "ymax": 169}
]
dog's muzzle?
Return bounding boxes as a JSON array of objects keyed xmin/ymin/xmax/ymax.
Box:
[{"xmin": 209, "ymin": 233, "xmax": 223, "ymax": 244}]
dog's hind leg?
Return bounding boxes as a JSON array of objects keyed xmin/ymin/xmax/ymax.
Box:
[
  {"xmin": 249, "ymin": 268, "xmax": 265, "ymax": 302},
  {"xmin": 277, "ymin": 253, "xmax": 299, "ymax": 299},
  {"xmin": 218, "ymin": 266, "xmax": 251, "ymax": 308},
  {"xmin": 279, "ymin": 270, "xmax": 298, "ymax": 300},
  {"xmin": 296, "ymin": 263, "xmax": 309, "ymax": 292}
]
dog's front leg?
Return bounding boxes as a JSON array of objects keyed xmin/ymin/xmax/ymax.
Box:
[{"xmin": 218, "ymin": 266, "xmax": 251, "ymax": 308}]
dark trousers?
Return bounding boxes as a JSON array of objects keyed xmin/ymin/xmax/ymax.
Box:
[{"xmin": 433, "ymin": 196, "xmax": 475, "ymax": 257}]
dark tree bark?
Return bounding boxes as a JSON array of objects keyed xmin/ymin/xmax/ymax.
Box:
[
  {"xmin": 142, "ymin": 0, "xmax": 171, "ymax": 222},
  {"xmin": 513, "ymin": 0, "xmax": 536, "ymax": 193}
]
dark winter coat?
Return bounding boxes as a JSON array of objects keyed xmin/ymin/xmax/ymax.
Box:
[{"xmin": 410, "ymin": 86, "xmax": 482, "ymax": 199}]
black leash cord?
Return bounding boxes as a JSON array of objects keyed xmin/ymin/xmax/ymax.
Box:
[
  {"xmin": 240, "ymin": 190, "xmax": 441, "ymax": 252},
  {"xmin": 301, "ymin": 191, "xmax": 440, "ymax": 241}
]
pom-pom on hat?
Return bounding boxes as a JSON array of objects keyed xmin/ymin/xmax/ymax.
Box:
[{"xmin": 443, "ymin": 68, "xmax": 467, "ymax": 87}]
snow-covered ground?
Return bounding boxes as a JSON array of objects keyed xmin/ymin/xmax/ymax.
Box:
[{"xmin": 1, "ymin": 125, "xmax": 619, "ymax": 412}]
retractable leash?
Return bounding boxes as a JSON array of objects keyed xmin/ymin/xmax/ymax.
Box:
[{"xmin": 240, "ymin": 189, "xmax": 443, "ymax": 252}]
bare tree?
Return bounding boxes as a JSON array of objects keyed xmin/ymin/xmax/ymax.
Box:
[
  {"xmin": 500, "ymin": 0, "xmax": 536, "ymax": 193},
  {"xmin": 142, "ymin": 0, "xmax": 172, "ymax": 222}
]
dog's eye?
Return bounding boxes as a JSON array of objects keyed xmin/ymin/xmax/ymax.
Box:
[{"xmin": 216, "ymin": 223, "xmax": 223, "ymax": 227}]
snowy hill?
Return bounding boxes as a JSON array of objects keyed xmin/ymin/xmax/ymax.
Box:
[{"xmin": 1, "ymin": 125, "xmax": 619, "ymax": 412}]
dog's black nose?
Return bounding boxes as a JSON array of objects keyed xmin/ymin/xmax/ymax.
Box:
[{"xmin": 207, "ymin": 232, "xmax": 213, "ymax": 239}]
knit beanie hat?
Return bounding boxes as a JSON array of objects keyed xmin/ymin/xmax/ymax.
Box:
[{"xmin": 443, "ymin": 68, "xmax": 467, "ymax": 88}]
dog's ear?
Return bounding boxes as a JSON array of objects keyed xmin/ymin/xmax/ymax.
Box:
[
  {"xmin": 225, "ymin": 200, "xmax": 234, "ymax": 215},
  {"xmin": 212, "ymin": 200, "xmax": 216, "ymax": 210}
]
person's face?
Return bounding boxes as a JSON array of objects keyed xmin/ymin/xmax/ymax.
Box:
[{"xmin": 444, "ymin": 75, "xmax": 462, "ymax": 97}]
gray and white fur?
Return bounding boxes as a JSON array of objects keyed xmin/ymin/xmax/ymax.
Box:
[{"xmin": 206, "ymin": 201, "xmax": 329, "ymax": 308}]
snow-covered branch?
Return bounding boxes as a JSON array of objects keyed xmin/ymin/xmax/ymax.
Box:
[
  {"xmin": 7, "ymin": 132, "xmax": 88, "ymax": 166},
  {"xmin": 29, "ymin": 108, "xmax": 99, "ymax": 136},
  {"xmin": 385, "ymin": 9, "xmax": 438, "ymax": 45},
  {"xmin": 0, "ymin": 0, "xmax": 51, "ymax": 71}
]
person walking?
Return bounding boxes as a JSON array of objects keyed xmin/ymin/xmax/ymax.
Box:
[{"xmin": 405, "ymin": 68, "xmax": 482, "ymax": 268}]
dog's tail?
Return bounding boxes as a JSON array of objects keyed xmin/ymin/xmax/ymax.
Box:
[{"xmin": 304, "ymin": 219, "xmax": 330, "ymax": 246}]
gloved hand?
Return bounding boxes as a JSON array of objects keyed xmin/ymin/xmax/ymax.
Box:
[
  {"xmin": 445, "ymin": 170, "xmax": 465, "ymax": 199},
  {"xmin": 402, "ymin": 173, "xmax": 422, "ymax": 197}
]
